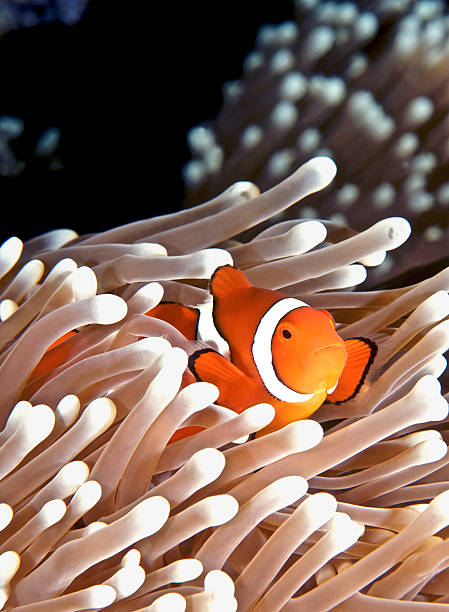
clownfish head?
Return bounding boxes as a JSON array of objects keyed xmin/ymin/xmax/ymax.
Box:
[{"xmin": 268, "ymin": 305, "xmax": 347, "ymax": 397}]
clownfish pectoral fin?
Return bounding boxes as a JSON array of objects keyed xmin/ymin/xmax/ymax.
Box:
[
  {"xmin": 189, "ymin": 348, "xmax": 254, "ymax": 409},
  {"xmin": 327, "ymin": 337, "xmax": 377, "ymax": 404},
  {"xmin": 146, "ymin": 302, "xmax": 200, "ymax": 341},
  {"xmin": 209, "ymin": 265, "xmax": 251, "ymax": 301}
]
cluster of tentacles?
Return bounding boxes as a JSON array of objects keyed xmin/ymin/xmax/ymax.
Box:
[{"xmin": 0, "ymin": 157, "xmax": 447, "ymax": 610}]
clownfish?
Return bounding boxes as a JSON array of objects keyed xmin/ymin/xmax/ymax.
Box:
[
  {"xmin": 148, "ymin": 265, "xmax": 377, "ymax": 437},
  {"xmin": 32, "ymin": 265, "xmax": 377, "ymax": 439}
]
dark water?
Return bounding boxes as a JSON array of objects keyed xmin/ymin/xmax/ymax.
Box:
[{"xmin": 0, "ymin": 0, "xmax": 293, "ymax": 244}]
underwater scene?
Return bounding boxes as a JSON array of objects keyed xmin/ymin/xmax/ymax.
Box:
[{"xmin": 0, "ymin": 1, "xmax": 449, "ymax": 610}]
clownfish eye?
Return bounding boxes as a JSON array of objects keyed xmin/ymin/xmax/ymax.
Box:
[{"xmin": 282, "ymin": 329, "xmax": 292, "ymax": 339}]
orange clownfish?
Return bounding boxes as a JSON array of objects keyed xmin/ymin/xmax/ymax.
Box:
[
  {"xmin": 150, "ymin": 265, "xmax": 377, "ymax": 437},
  {"xmin": 32, "ymin": 265, "xmax": 376, "ymax": 440}
]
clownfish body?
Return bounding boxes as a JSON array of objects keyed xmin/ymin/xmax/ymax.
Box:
[
  {"xmin": 33, "ymin": 265, "xmax": 376, "ymax": 439},
  {"xmin": 185, "ymin": 265, "xmax": 376, "ymax": 435},
  {"xmin": 147, "ymin": 266, "xmax": 377, "ymax": 436}
]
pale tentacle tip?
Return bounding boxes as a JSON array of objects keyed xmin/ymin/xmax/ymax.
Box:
[{"xmin": 307, "ymin": 155, "xmax": 338, "ymax": 186}]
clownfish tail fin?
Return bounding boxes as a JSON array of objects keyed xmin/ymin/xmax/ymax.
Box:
[
  {"xmin": 327, "ymin": 337, "xmax": 377, "ymax": 404},
  {"xmin": 209, "ymin": 265, "xmax": 251, "ymax": 301}
]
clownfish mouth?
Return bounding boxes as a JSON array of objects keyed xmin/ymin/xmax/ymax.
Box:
[{"xmin": 315, "ymin": 342, "xmax": 346, "ymax": 354}]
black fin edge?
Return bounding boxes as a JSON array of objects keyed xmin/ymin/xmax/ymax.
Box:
[
  {"xmin": 332, "ymin": 336, "xmax": 378, "ymax": 405},
  {"xmin": 188, "ymin": 347, "xmax": 220, "ymax": 382}
]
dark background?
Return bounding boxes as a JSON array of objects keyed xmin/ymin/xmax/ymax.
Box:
[{"xmin": 0, "ymin": 0, "xmax": 294, "ymax": 244}]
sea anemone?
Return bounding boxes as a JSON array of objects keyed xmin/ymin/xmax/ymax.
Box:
[
  {"xmin": 184, "ymin": 0, "xmax": 449, "ymax": 286},
  {"xmin": 0, "ymin": 155, "xmax": 447, "ymax": 609},
  {"xmin": 0, "ymin": 117, "xmax": 60, "ymax": 178},
  {"xmin": 0, "ymin": 0, "xmax": 89, "ymax": 32}
]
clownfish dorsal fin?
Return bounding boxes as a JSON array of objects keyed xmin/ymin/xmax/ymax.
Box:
[
  {"xmin": 209, "ymin": 265, "xmax": 252, "ymax": 301},
  {"xmin": 327, "ymin": 337, "xmax": 377, "ymax": 403}
]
